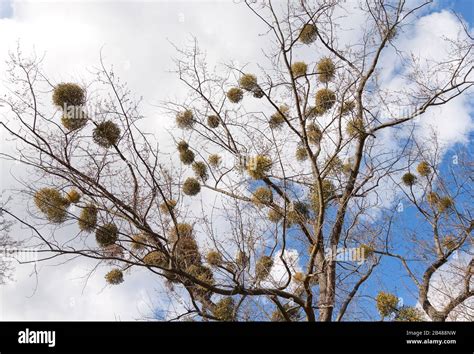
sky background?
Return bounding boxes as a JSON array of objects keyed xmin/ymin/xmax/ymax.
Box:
[{"xmin": 0, "ymin": 0, "xmax": 473, "ymax": 321}]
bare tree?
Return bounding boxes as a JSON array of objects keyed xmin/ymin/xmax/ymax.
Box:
[{"xmin": 0, "ymin": 0, "xmax": 472, "ymax": 321}]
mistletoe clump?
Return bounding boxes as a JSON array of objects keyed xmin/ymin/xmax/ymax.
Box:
[
  {"xmin": 236, "ymin": 251, "xmax": 249, "ymax": 268},
  {"xmin": 186, "ymin": 264, "xmax": 214, "ymax": 296},
  {"xmin": 246, "ymin": 155, "xmax": 272, "ymax": 179},
  {"xmin": 52, "ymin": 83, "xmax": 85, "ymax": 108},
  {"xmin": 401, "ymin": 172, "xmax": 416, "ymax": 187},
  {"xmin": 187, "ymin": 264, "xmax": 213, "ymax": 283},
  {"xmin": 176, "ymin": 237, "xmax": 201, "ymax": 269},
  {"xmin": 212, "ymin": 297, "xmax": 235, "ymax": 321},
  {"xmin": 192, "ymin": 161, "xmax": 209, "ymax": 182},
  {"xmin": 417, "ymin": 161, "xmax": 431, "ymax": 177},
  {"xmin": 310, "ymin": 180, "xmax": 335, "ymax": 211},
  {"xmin": 321, "ymin": 180, "xmax": 336, "ymax": 199},
  {"xmin": 182, "ymin": 177, "xmax": 201, "ymax": 196},
  {"xmin": 269, "ymin": 105, "xmax": 289, "ymax": 130},
  {"xmin": 268, "ymin": 209, "xmax": 282, "ymax": 223},
  {"xmin": 239, "ymin": 74, "xmax": 258, "ymax": 91},
  {"xmin": 251, "ymin": 187, "xmax": 273, "ymax": 207},
  {"xmin": 169, "ymin": 223, "xmax": 194, "ymax": 242},
  {"xmin": 317, "ymin": 57, "xmax": 336, "ymax": 83},
  {"xmin": 34, "ymin": 188, "xmax": 70, "ymax": 224},
  {"xmin": 342, "ymin": 162, "xmax": 352, "ymax": 175},
  {"xmin": 341, "ymin": 100, "xmax": 356, "ymax": 115},
  {"xmin": 360, "ymin": 244, "xmax": 375, "ymax": 259},
  {"xmin": 438, "ymin": 196, "xmax": 454, "ymax": 213},
  {"xmin": 295, "ymin": 146, "xmax": 308, "ymax": 161},
  {"xmin": 395, "ymin": 306, "xmax": 423, "ymax": 322},
  {"xmin": 252, "ymin": 87, "xmax": 264, "ymax": 98},
  {"xmin": 376, "ymin": 291, "xmax": 399, "ymax": 318},
  {"xmin": 78, "ymin": 204, "xmax": 98, "ymax": 232},
  {"xmin": 291, "ymin": 61, "xmax": 307, "ymax": 77},
  {"xmin": 105, "ymin": 269, "xmax": 124, "ymax": 285},
  {"xmin": 293, "ymin": 272, "xmax": 305, "ymax": 283},
  {"xmin": 305, "ymin": 105, "xmax": 326, "ymax": 119},
  {"xmin": 269, "ymin": 114, "xmax": 285, "ymax": 129},
  {"xmin": 255, "ymin": 255, "xmax": 273, "ymax": 280},
  {"xmin": 287, "ymin": 201, "xmax": 310, "ymax": 225},
  {"xmin": 176, "ymin": 110, "xmax": 194, "ymax": 129},
  {"xmin": 93, "ymin": 121, "xmax": 121, "ymax": 148},
  {"xmin": 315, "ymin": 88, "xmax": 336, "ymax": 111},
  {"xmin": 95, "ymin": 223, "xmax": 118, "ymax": 247},
  {"xmin": 299, "ymin": 23, "xmax": 317, "ymax": 44},
  {"xmin": 143, "ymin": 251, "xmax": 168, "ymax": 268},
  {"xmin": 65, "ymin": 189, "xmax": 81, "ymax": 204},
  {"xmin": 159, "ymin": 199, "xmax": 177, "ymax": 215},
  {"xmin": 346, "ymin": 118, "xmax": 365, "ymax": 137},
  {"xmin": 226, "ymin": 88, "xmax": 243, "ymax": 103},
  {"xmin": 208, "ymin": 154, "xmax": 222, "ymax": 168},
  {"xmin": 170, "ymin": 224, "xmax": 194, "ymax": 241},
  {"xmin": 326, "ymin": 156, "xmax": 343, "ymax": 174},
  {"xmin": 179, "ymin": 149, "xmax": 195, "ymax": 165},
  {"xmin": 307, "ymin": 123, "xmax": 322, "ymax": 144},
  {"xmin": 61, "ymin": 108, "xmax": 88, "ymax": 131},
  {"xmin": 177, "ymin": 143, "xmax": 192, "ymax": 164},
  {"xmin": 131, "ymin": 233, "xmax": 148, "ymax": 251},
  {"xmin": 205, "ymin": 250, "xmax": 223, "ymax": 266},
  {"xmin": 207, "ymin": 115, "xmax": 220, "ymax": 128},
  {"xmin": 177, "ymin": 140, "xmax": 189, "ymax": 153},
  {"xmin": 427, "ymin": 192, "xmax": 439, "ymax": 205}
]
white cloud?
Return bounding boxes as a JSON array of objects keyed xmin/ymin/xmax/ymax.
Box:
[
  {"xmin": 268, "ymin": 248, "xmax": 301, "ymax": 291},
  {"xmin": 0, "ymin": 255, "xmax": 163, "ymax": 320},
  {"xmin": 381, "ymin": 10, "xmax": 474, "ymax": 147}
]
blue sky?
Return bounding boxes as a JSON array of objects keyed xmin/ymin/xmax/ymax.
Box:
[
  {"xmin": 0, "ymin": 0, "xmax": 13, "ymax": 19},
  {"xmin": 437, "ymin": 0, "xmax": 474, "ymax": 23}
]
